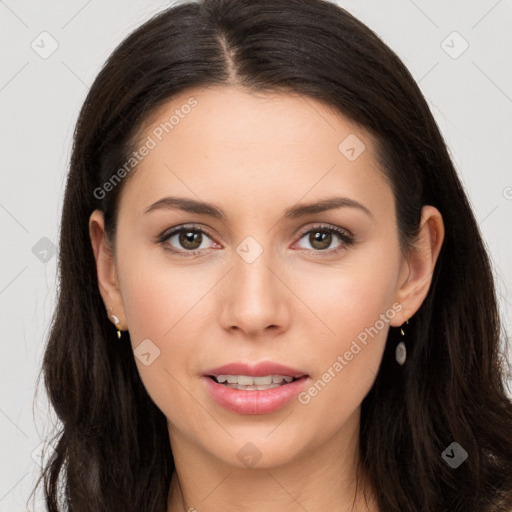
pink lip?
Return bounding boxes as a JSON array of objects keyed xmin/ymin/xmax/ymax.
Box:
[
  {"xmin": 203, "ymin": 375, "xmax": 310, "ymax": 415},
  {"xmin": 203, "ymin": 361, "xmax": 308, "ymax": 379}
]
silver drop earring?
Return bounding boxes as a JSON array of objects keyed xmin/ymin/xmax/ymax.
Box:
[{"xmin": 395, "ymin": 319, "xmax": 408, "ymax": 365}]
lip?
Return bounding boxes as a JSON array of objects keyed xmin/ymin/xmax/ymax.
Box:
[
  {"xmin": 203, "ymin": 361, "xmax": 308, "ymax": 379},
  {"xmin": 203, "ymin": 375, "xmax": 310, "ymax": 415}
]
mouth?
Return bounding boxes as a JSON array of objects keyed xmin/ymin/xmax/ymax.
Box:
[
  {"xmin": 206, "ymin": 374, "xmax": 306, "ymax": 391},
  {"xmin": 202, "ymin": 372, "xmax": 311, "ymax": 414}
]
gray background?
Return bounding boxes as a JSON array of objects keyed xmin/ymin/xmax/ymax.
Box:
[{"xmin": 1, "ymin": 0, "xmax": 511, "ymax": 510}]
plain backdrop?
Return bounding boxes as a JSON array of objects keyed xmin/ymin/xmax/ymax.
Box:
[{"xmin": 1, "ymin": 1, "xmax": 511, "ymax": 510}]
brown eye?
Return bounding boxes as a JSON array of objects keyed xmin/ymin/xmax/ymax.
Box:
[
  {"xmin": 295, "ymin": 225, "xmax": 355, "ymax": 253},
  {"xmin": 178, "ymin": 229, "xmax": 203, "ymax": 250},
  {"xmin": 309, "ymin": 231, "xmax": 332, "ymax": 250},
  {"xmin": 160, "ymin": 226, "xmax": 216, "ymax": 254}
]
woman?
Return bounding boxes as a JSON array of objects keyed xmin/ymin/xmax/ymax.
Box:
[{"xmin": 33, "ymin": 0, "xmax": 512, "ymax": 510}]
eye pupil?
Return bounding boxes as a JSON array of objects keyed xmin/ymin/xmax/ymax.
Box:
[
  {"xmin": 179, "ymin": 230, "xmax": 202, "ymax": 250},
  {"xmin": 310, "ymin": 231, "xmax": 332, "ymax": 250}
]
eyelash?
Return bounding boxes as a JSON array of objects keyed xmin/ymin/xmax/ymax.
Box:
[{"xmin": 156, "ymin": 223, "xmax": 355, "ymax": 257}]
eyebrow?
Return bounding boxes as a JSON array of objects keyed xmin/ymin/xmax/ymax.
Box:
[{"xmin": 144, "ymin": 195, "xmax": 374, "ymax": 221}]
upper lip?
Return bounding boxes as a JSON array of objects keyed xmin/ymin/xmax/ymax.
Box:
[{"xmin": 203, "ymin": 361, "xmax": 308, "ymax": 379}]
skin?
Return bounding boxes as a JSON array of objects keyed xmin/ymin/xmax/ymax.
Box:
[{"xmin": 89, "ymin": 85, "xmax": 444, "ymax": 512}]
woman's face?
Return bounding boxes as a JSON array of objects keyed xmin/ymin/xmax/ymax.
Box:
[{"xmin": 90, "ymin": 85, "xmax": 441, "ymax": 471}]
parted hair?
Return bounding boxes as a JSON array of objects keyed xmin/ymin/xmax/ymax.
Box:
[{"xmin": 32, "ymin": 0, "xmax": 512, "ymax": 510}]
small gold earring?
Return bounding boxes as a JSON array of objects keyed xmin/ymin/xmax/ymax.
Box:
[{"xmin": 109, "ymin": 306, "xmax": 123, "ymax": 339}]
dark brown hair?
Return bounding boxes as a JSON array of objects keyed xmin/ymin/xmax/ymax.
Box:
[{"xmin": 31, "ymin": 0, "xmax": 512, "ymax": 510}]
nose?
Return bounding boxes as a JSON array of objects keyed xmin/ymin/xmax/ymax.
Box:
[{"xmin": 217, "ymin": 243, "xmax": 290, "ymax": 338}]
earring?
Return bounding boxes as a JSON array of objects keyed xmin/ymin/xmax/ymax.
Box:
[
  {"xmin": 395, "ymin": 319, "xmax": 409, "ymax": 365},
  {"xmin": 109, "ymin": 306, "xmax": 123, "ymax": 339}
]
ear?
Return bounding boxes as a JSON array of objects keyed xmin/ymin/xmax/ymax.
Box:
[
  {"xmin": 89, "ymin": 209, "xmax": 127, "ymax": 330},
  {"xmin": 390, "ymin": 205, "xmax": 445, "ymax": 326}
]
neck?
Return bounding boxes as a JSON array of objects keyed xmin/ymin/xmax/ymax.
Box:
[{"xmin": 166, "ymin": 408, "xmax": 378, "ymax": 512}]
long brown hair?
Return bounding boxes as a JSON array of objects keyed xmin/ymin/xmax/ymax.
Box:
[{"xmin": 31, "ymin": 0, "xmax": 512, "ymax": 510}]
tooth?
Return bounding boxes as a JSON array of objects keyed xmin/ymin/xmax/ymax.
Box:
[
  {"xmin": 254, "ymin": 384, "xmax": 280, "ymax": 390},
  {"xmin": 271, "ymin": 375, "xmax": 295, "ymax": 383},
  {"xmin": 254, "ymin": 376, "xmax": 273, "ymax": 385},
  {"xmin": 225, "ymin": 383, "xmax": 281, "ymax": 390},
  {"xmin": 214, "ymin": 374, "xmax": 297, "ymax": 385}
]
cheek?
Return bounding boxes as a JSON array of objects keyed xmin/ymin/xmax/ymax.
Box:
[
  {"xmin": 117, "ymin": 255, "xmax": 208, "ymax": 417},
  {"xmin": 293, "ymin": 241, "xmax": 400, "ymax": 346},
  {"xmin": 291, "ymin": 247, "xmax": 399, "ymax": 418},
  {"xmin": 115, "ymin": 245, "xmax": 203, "ymax": 368},
  {"xmin": 294, "ymin": 285, "xmax": 391, "ymax": 438},
  {"xmin": 118, "ymin": 247, "xmax": 206, "ymax": 342}
]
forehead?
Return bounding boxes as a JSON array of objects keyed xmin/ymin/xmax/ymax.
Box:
[
  {"xmin": 141, "ymin": 85, "xmax": 367, "ymax": 153},
  {"xmin": 120, "ymin": 85, "xmax": 391, "ymax": 218}
]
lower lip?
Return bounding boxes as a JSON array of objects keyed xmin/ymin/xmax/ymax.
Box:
[{"xmin": 203, "ymin": 376, "xmax": 309, "ymax": 415}]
